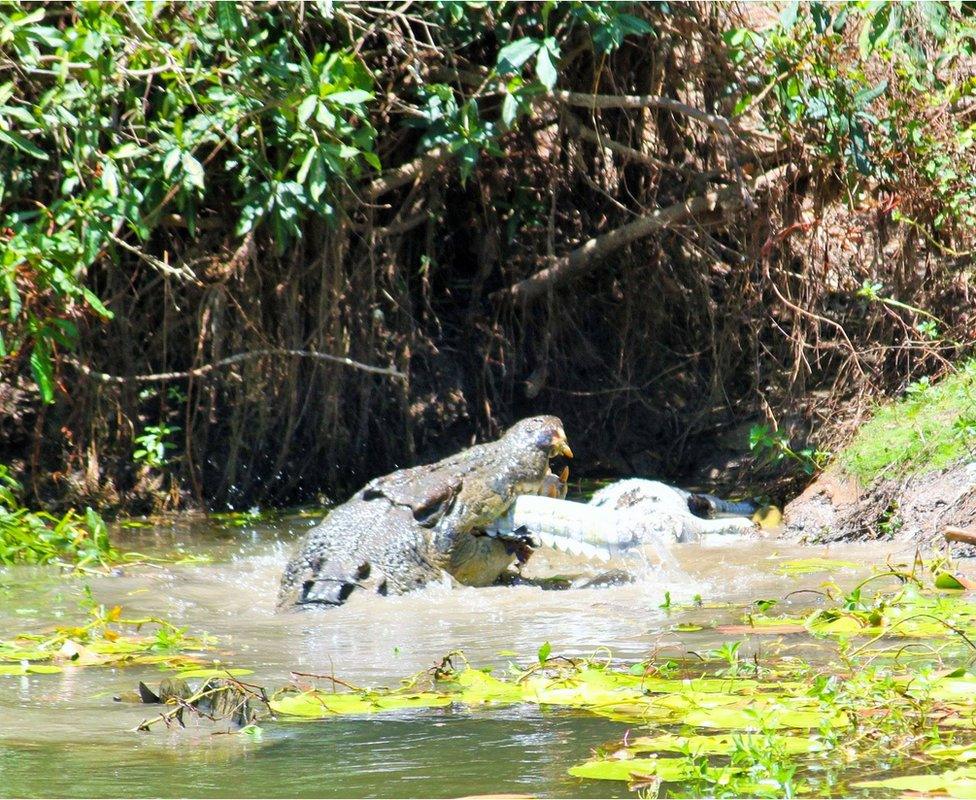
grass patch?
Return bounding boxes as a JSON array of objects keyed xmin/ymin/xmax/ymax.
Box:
[{"xmin": 840, "ymin": 360, "xmax": 976, "ymax": 485}]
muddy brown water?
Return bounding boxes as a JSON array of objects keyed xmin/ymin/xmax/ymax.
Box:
[{"xmin": 0, "ymin": 513, "xmax": 914, "ymax": 798}]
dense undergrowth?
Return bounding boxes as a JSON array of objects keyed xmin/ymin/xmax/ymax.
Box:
[
  {"xmin": 0, "ymin": 464, "xmax": 112, "ymax": 565},
  {"xmin": 2, "ymin": 2, "xmax": 976, "ymax": 511}
]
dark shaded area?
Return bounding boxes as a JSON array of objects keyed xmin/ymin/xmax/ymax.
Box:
[{"xmin": 2, "ymin": 3, "xmax": 973, "ymax": 512}]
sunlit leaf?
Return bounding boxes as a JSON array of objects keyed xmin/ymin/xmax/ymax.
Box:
[{"xmin": 496, "ymin": 37, "xmax": 540, "ymax": 74}]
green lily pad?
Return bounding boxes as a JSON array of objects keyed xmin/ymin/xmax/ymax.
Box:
[
  {"xmin": 568, "ymin": 756, "xmax": 723, "ymax": 783},
  {"xmin": 681, "ymin": 705, "xmax": 849, "ymax": 730},
  {"xmin": 853, "ymin": 766, "xmax": 976, "ymax": 796},
  {"xmin": 627, "ymin": 733, "xmax": 824, "ymax": 756},
  {"xmin": 0, "ymin": 663, "xmax": 63, "ymax": 675},
  {"xmin": 271, "ymin": 690, "xmax": 453, "ymax": 717},
  {"xmin": 454, "ymin": 668, "xmax": 525, "ymax": 704},
  {"xmin": 927, "ymin": 743, "xmax": 976, "ymax": 762},
  {"xmin": 773, "ymin": 558, "xmax": 858, "ymax": 576}
]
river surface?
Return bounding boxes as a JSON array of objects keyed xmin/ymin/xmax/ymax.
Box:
[{"xmin": 0, "ymin": 512, "xmax": 914, "ymax": 798}]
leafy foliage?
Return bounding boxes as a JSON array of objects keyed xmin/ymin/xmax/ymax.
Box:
[
  {"xmin": 133, "ymin": 423, "xmax": 180, "ymax": 470},
  {"xmin": 0, "ymin": 3, "xmax": 380, "ymax": 399},
  {"xmin": 0, "ymin": 591, "xmax": 212, "ymax": 669},
  {"xmin": 0, "ymin": 467, "xmax": 113, "ymax": 565}
]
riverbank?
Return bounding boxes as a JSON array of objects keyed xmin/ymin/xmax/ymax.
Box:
[{"xmin": 786, "ymin": 361, "xmax": 976, "ymax": 545}]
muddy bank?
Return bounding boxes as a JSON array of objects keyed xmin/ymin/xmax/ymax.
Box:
[{"xmin": 785, "ymin": 460, "xmax": 976, "ymax": 545}]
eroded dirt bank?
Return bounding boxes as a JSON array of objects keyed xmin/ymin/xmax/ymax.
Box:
[{"xmin": 785, "ymin": 461, "xmax": 976, "ymax": 546}]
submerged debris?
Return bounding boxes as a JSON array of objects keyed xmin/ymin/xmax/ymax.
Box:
[{"xmin": 133, "ymin": 675, "xmax": 268, "ymax": 732}]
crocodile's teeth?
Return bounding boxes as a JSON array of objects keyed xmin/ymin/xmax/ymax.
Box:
[{"xmin": 543, "ymin": 533, "xmax": 612, "ymax": 562}]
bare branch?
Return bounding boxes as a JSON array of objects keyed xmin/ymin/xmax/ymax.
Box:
[
  {"xmin": 495, "ymin": 165, "xmax": 789, "ymax": 305},
  {"xmin": 66, "ymin": 349, "xmax": 405, "ymax": 384},
  {"xmin": 108, "ymin": 233, "xmax": 201, "ymax": 284},
  {"xmin": 362, "ymin": 146, "xmax": 452, "ymax": 200},
  {"xmin": 554, "ymin": 90, "xmax": 737, "ymax": 139},
  {"xmin": 566, "ymin": 113, "xmax": 683, "ymax": 173}
]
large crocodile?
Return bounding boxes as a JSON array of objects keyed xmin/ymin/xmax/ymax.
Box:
[{"xmin": 278, "ymin": 415, "xmax": 574, "ymax": 609}]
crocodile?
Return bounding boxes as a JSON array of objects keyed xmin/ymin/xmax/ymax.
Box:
[
  {"xmin": 277, "ymin": 415, "xmax": 574, "ymax": 609},
  {"xmin": 484, "ymin": 479, "xmax": 761, "ymax": 561}
]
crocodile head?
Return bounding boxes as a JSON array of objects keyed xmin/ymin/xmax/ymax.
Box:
[{"xmin": 444, "ymin": 415, "xmax": 573, "ymax": 585}]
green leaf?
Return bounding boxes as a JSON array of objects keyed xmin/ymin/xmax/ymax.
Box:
[
  {"xmin": 630, "ymin": 733, "xmax": 822, "ymax": 756},
  {"xmin": 307, "ymin": 152, "xmax": 328, "ymax": 202},
  {"xmin": 296, "ymin": 147, "xmax": 317, "ymax": 184},
  {"xmin": 0, "ymin": 663, "xmax": 62, "ymax": 675},
  {"xmin": 535, "ymin": 46, "xmax": 557, "ymax": 90},
  {"xmin": 779, "ymin": 1, "xmax": 799, "ymax": 30},
  {"xmin": 854, "ymin": 80, "xmax": 888, "ymax": 109},
  {"xmin": 111, "ymin": 142, "xmax": 147, "ymax": 160},
  {"xmin": 537, "ymin": 641, "xmax": 551, "ymax": 663},
  {"xmin": 774, "ymin": 558, "xmax": 858, "ymax": 576},
  {"xmin": 101, "ymin": 159, "xmax": 119, "ymax": 198},
  {"xmin": 501, "ymin": 92, "xmax": 519, "ymax": 127},
  {"xmin": 215, "ymin": 2, "xmax": 244, "ymax": 37},
  {"xmin": 181, "ymin": 152, "xmax": 205, "ymax": 190},
  {"xmin": 0, "ymin": 130, "xmax": 48, "ymax": 161},
  {"xmin": 936, "ymin": 572, "xmax": 967, "ymax": 590},
  {"xmin": 297, "ymin": 95, "xmax": 318, "ymax": 124},
  {"xmin": 920, "ymin": 1, "xmax": 948, "ymax": 40},
  {"xmin": 29, "ymin": 342, "xmax": 55, "ymax": 403},
  {"xmin": 361, "ymin": 151, "xmax": 381, "ymax": 171},
  {"xmin": 325, "ymin": 89, "xmax": 373, "ymax": 106},
  {"xmin": 271, "ymin": 690, "xmax": 452, "ymax": 717},
  {"xmin": 496, "ymin": 37, "xmax": 540, "ymax": 74},
  {"xmin": 162, "ymin": 148, "xmax": 181, "ymax": 179},
  {"xmin": 81, "ymin": 287, "xmax": 113, "ymax": 319},
  {"xmin": 853, "ymin": 768, "xmax": 976, "ymax": 794}
]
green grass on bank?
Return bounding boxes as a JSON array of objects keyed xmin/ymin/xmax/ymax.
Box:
[{"xmin": 841, "ymin": 360, "xmax": 976, "ymax": 485}]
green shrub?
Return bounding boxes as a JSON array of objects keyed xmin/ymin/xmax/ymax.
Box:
[{"xmin": 0, "ymin": 466, "xmax": 113, "ymax": 566}]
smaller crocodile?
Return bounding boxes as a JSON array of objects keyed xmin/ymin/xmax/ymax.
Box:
[{"xmin": 485, "ymin": 479, "xmax": 760, "ymax": 561}]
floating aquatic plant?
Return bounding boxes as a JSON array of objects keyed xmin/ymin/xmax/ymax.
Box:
[{"xmin": 0, "ymin": 591, "xmax": 214, "ymax": 671}]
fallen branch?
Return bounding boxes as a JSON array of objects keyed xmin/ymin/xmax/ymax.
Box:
[
  {"xmin": 362, "ymin": 145, "xmax": 452, "ymax": 200},
  {"xmin": 66, "ymin": 348, "xmax": 405, "ymax": 384},
  {"xmin": 496, "ymin": 165, "xmax": 788, "ymax": 304},
  {"xmin": 946, "ymin": 526, "xmax": 976, "ymax": 546},
  {"xmin": 554, "ymin": 90, "xmax": 737, "ymax": 139}
]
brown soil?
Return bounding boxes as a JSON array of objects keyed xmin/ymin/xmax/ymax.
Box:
[{"xmin": 784, "ymin": 460, "xmax": 976, "ymax": 548}]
